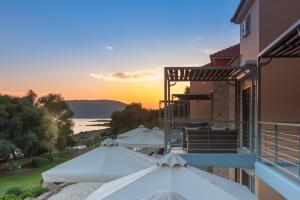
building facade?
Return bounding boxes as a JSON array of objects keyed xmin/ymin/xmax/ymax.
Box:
[{"xmin": 163, "ymin": 1, "xmax": 300, "ymax": 199}]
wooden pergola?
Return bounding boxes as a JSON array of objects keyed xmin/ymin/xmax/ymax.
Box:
[
  {"xmin": 163, "ymin": 65, "xmax": 256, "ymax": 150},
  {"xmin": 165, "ymin": 66, "xmax": 251, "ymax": 82}
]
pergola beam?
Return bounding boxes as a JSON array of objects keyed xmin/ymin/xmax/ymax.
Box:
[{"xmin": 165, "ymin": 66, "xmax": 253, "ymax": 82}]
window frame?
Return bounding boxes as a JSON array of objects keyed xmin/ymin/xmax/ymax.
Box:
[{"xmin": 242, "ymin": 14, "xmax": 251, "ymax": 38}]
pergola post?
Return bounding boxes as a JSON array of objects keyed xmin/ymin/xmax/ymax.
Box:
[
  {"xmin": 251, "ymin": 67, "xmax": 256, "ymax": 151},
  {"xmin": 164, "ymin": 68, "xmax": 168, "ymax": 152},
  {"xmin": 234, "ymin": 81, "xmax": 240, "ymax": 147},
  {"xmin": 167, "ymin": 79, "xmax": 171, "ymax": 147}
]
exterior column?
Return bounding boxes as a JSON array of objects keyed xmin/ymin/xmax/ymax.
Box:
[
  {"xmin": 235, "ymin": 81, "xmax": 241, "ymax": 147},
  {"xmin": 164, "ymin": 68, "xmax": 168, "ymax": 152},
  {"xmin": 251, "ymin": 67, "xmax": 256, "ymax": 151},
  {"xmin": 167, "ymin": 79, "xmax": 171, "ymax": 147},
  {"xmin": 256, "ymin": 58, "xmax": 262, "ymax": 160}
]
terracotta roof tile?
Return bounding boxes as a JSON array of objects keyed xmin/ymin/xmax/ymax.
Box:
[
  {"xmin": 201, "ymin": 63, "xmax": 212, "ymax": 67},
  {"xmin": 210, "ymin": 44, "xmax": 240, "ymax": 58}
]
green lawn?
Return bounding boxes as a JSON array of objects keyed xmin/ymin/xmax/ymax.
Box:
[{"xmin": 0, "ymin": 160, "xmax": 65, "ymax": 194}]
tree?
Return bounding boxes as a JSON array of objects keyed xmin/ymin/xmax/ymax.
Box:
[
  {"xmin": 110, "ymin": 103, "xmax": 159, "ymax": 135},
  {"xmin": 25, "ymin": 90, "xmax": 38, "ymax": 105},
  {"xmin": 38, "ymin": 93, "xmax": 74, "ymax": 150},
  {"xmin": 0, "ymin": 91, "xmax": 74, "ymax": 160},
  {"xmin": 0, "ymin": 140, "xmax": 15, "ymax": 161},
  {"xmin": 0, "ymin": 94, "xmax": 45, "ymax": 158},
  {"xmin": 184, "ymin": 86, "xmax": 190, "ymax": 94}
]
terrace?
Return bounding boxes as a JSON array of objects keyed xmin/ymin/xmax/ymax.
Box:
[
  {"xmin": 160, "ymin": 64, "xmax": 257, "ymax": 168},
  {"xmin": 160, "ymin": 20, "xmax": 300, "ymax": 199}
]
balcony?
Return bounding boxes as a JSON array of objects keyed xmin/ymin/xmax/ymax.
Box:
[
  {"xmin": 258, "ymin": 122, "xmax": 300, "ymax": 183},
  {"xmin": 186, "ymin": 127, "xmax": 238, "ymax": 153}
]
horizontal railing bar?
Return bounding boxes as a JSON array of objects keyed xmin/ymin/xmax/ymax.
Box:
[
  {"xmin": 259, "ymin": 121, "xmax": 300, "ymax": 127},
  {"xmin": 261, "ymin": 142, "xmax": 299, "ymax": 148},
  {"xmin": 188, "ymin": 140, "xmax": 238, "ymax": 142},
  {"xmin": 261, "ymin": 146, "xmax": 299, "ymax": 161},
  {"xmin": 263, "ymin": 140, "xmax": 299, "ymax": 152},
  {"xmin": 187, "ymin": 149, "xmax": 237, "ymax": 151},
  {"xmin": 262, "ymin": 130, "xmax": 300, "ymax": 138},
  {"xmin": 260, "ymin": 150, "xmax": 299, "ymax": 167},
  {"xmin": 261, "ymin": 134, "xmax": 299, "ymax": 143},
  {"xmin": 260, "ymin": 157, "xmax": 300, "ymax": 180}
]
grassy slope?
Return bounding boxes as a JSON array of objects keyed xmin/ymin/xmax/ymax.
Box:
[{"xmin": 0, "ymin": 160, "xmax": 64, "ymax": 194}]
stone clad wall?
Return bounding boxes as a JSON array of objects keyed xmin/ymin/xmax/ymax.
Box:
[{"xmin": 212, "ymin": 82, "xmax": 235, "ymax": 128}]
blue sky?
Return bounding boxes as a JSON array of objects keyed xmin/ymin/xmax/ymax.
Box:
[{"xmin": 0, "ymin": 0, "xmax": 240, "ymax": 107}]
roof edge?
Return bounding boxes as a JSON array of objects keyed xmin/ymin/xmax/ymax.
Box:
[{"xmin": 231, "ymin": 0, "xmax": 254, "ymax": 24}]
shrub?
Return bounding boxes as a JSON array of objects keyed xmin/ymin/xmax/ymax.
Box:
[
  {"xmin": 19, "ymin": 187, "xmax": 48, "ymax": 199},
  {"xmin": 31, "ymin": 157, "xmax": 50, "ymax": 168},
  {"xmin": 15, "ymin": 162, "xmax": 22, "ymax": 170},
  {"xmin": 5, "ymin": 188, "xmax": 23, "ymax": 196},
  {"xmin": 0, "ymin": 140, "xmax": 15, "ymax": 162},
  {"xmin": 40, "ymin": 153, "xmax": 54, "ymax": 161},
  {"xmin": 0, "ymin": 194, "xmax": 21, "ymax": 200},
  {"xmin": 4, "ymin": 162, "xmax": 21, "ymax": 172},
  {"xmin": 4, "ymin": 162, "xmax": 14, "ymax": 172}
]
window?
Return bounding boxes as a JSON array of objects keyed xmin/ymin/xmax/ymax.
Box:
[
  {"xmin": 242, "ymin": 170, "xmax": 255, "ymax": 194},
  {"xmin": 242, "ymin": 15, "xmax": 251, "ymax": 37}
]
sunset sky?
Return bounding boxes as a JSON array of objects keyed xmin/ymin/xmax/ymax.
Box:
[{"xmin": 0, "ymin": 0, "xmax": 239, "ymax": 108}]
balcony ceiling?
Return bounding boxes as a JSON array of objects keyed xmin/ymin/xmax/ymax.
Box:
[
  {"xmin": 259, "ymin": 19, "xmax": 300, "ymax": 58},
  {"xmin": 172, "ymin": 94, "xmax": 212, "ymax": 100}
]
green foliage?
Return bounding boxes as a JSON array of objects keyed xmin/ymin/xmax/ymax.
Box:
[
  {"xmin": 110, "ymin": 103, "xmax": 159, "ymax": 135},
  {"xmin": 66, "ymin": 136, "xmax": 76, "ymax": 147},
  {"xmin": 31, "ymin": 157, "xmax": 50, "ymax": 168},
  {"xmin": 38, "ymin": 93, "xmax": 74, "ymax": 150},
  {"xmin": 40, "ymin": 153, "xmax": 54, "ymax": 161},
  {"xmin": 0, "ymin": 158, "xmax": 68, "ymax": 195},
  {"xmin": 0, "ymin": 140, "xmax": 15, "ymax": 161},
  {"xmin": 0, "ymin": 194, "xmax": 21, "ymax": 200},
  {"xmin": 0, "ymin": 185, "xmax": 43, "ymax": 200},
  {"xmin": 4, "ymin": 162, "xmax": 22, "ymax": 172},
  {"xmin": 0, "ymin": 91, "xmax": 74, "ymax": 161},
  {"xmin": 18, "ymin": 187, "xmax": 48, "ymax": 199},
  {"xmin": 5, "ymin": 188, "xmax": 23, "ymax": 196}
]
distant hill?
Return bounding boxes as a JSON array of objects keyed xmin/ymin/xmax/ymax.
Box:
[{"xmin": 67, "ymin": 100, "xmax": 126, "ymax": 118}]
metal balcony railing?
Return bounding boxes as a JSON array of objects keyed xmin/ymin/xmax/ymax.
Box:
[
  {"xmin": 162, "ymin": 119, "xmax": 254, "ymax": 153},
  {"xmin": 259, "ymin": 122, "xmax": 300, "ymax": 182}
]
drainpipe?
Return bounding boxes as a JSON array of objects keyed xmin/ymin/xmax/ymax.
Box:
[{"xmin": 256, "ymin": 58, "xmax": 262, "ymax": 161}]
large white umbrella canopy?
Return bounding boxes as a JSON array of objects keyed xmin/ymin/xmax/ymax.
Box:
[
  {"xmin": 116, "ymin": 128, "xmax": 164, "ymax": 148},
  {"xmin": 86, "ymin": 153, "xmax": 257, "ymax": 200},
  {"xmin": 42, "ymin": 139, "xmax": 156, "ymax": 183},
  {"xmin": 151, "ymin": 127, "xmax": 164, "ymax": 137},
  {"xmin": 142, "ymin": 191, "xmax": 186, "ymax": 200},
  {"xmin": 117, "ymin": 125, "xmax": 149, "ymax": 139}
]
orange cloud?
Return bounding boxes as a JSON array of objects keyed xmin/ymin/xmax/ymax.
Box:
[{"xmin": 89, "ymin": 67, "xmax": 163, "ymax": 82}]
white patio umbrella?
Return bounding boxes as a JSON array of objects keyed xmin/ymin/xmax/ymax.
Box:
[
  {"xmin": 142, "ymin": 191, "xmax": 186, "ymax": 200},
  {"xmin": 85, "ymin": 153, "xmax": 257, "ymax": 200},
  {"xmin": 151, "ymin": 127, "xmax": 164, "ymax": 137},
  {"xmin": 42, "ymin": 139, "xmax": 156, "ymax": 183},
  {"xmin": 117, "ymin": 125, "xmax": 149, "ymax": 139},
  {"xmin": 116, "ymin": 128, "xmax": 164, "ymax": 148}
]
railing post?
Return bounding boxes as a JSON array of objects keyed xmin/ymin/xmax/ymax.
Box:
[
  {"xmin": 275, "ymin": 125, "xmax": 279, "ymax": 163},
  {"xmin": 298, "ymin": 127, "xmax": 300, "ymax": 177},
  {"xmin": 257, "ymin": 122, "xmax": 261, "ymax": 162}
]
